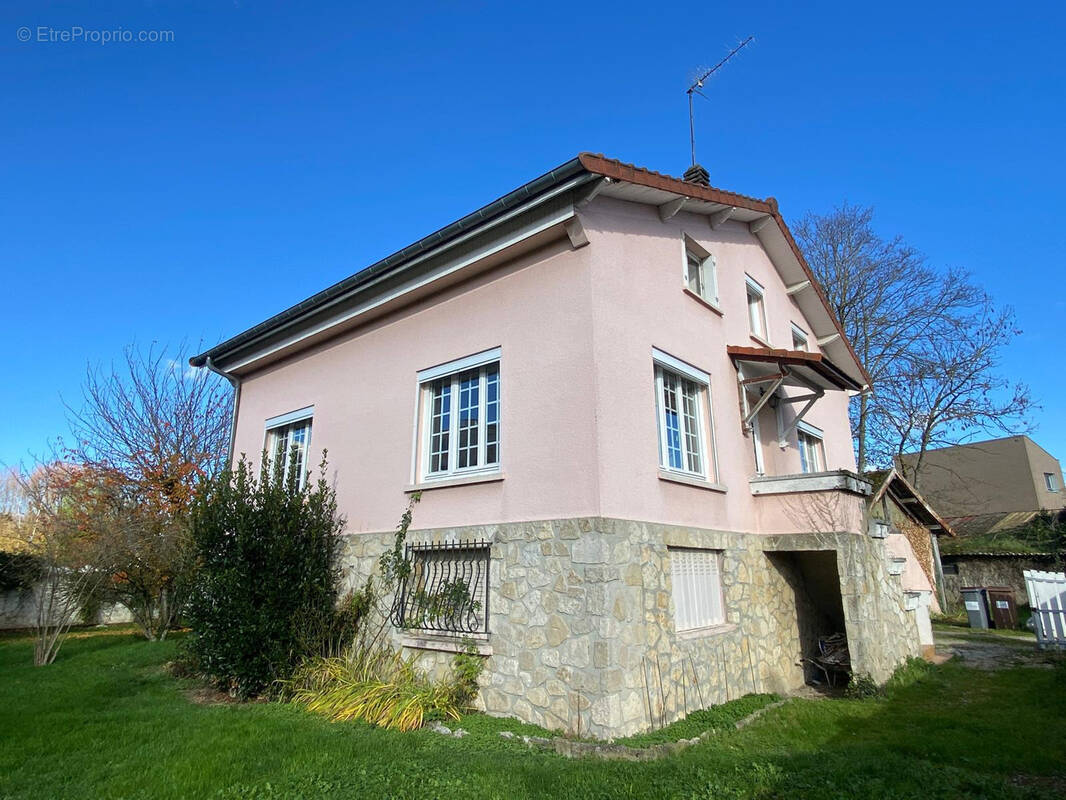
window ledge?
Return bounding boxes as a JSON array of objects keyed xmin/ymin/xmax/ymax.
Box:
[
  {"xmin": 405, "ymin": 472, "xmax": 504, "ymax": 493},
  {"xmin": 658, "ymin": 469, "xmax": 727, "ymax": 493},
  {"xmin": 400, "ymin": 632, "xmax": 492, "ymax": 656},
  {"xmin": 749, "ymin": 470, "xmax": 871, "ymax": 497},
  {"xmin": 749, "ymin": 333, "xmax": 772, "ymax": 348},
  {"xmin": 683, "ymin": 288, "xmax": 724, "ymax": 316},
  {"xmin": 676, "ymin": 622, "xmax": 736, "ymax": 641}
]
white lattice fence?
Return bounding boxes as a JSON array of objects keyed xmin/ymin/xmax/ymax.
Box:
[{"xmin": 1024, "ymin": 569, "xmax": 1066, "ymax": 649}]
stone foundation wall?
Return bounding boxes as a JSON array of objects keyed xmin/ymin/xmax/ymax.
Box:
[{"xmin": 343, "ymin": 516, "xmax": 920, "ymax": 738}]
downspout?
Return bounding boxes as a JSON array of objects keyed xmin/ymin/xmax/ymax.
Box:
[
  {"xmin": 929, "ymin": 531, "xmax": 948, "ymax": 612},
  {"xmin": 204, "ymin": 357, "xmax": 241, "ymax": 468}
]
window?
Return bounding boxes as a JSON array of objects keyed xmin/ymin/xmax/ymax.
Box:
[
  {"xmin": 653, "ymin": 350, "xmax": 715, "ymax": 480},
  {"xmin": 264, "ymin": 407, "xmax": 313, "ymax": 488},
  {"xmin": 418, "ymin": 348, "xmax": 500, "ymax": 480},
  {"xmin": 391, "ymin": 541, "xmax": 490, "ymax": 635},
  {"xmin": 797, "ymin": 422, "xmax": 825, "ymax": 474},
  {"xmin": 1045, "ymin": 473, "xmax": 1059, "ymax": 492},
  {"xmin": 670, "ymin": 548, "xmax": 725, "ymax": 631},
  {"xmin": 746, "ymin": 276, "xmax": 768, "ymax": 341},
  {"xmin": 791, "ymin": 324, "xmax": 808, "ymax": 352},
  {"xmin": 684, "ymin": 241, "xmax": 718, "ymax": 305}
]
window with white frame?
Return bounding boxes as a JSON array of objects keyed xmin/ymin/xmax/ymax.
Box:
[
  {"xmin": 683, "ymin": 240, "xmax": 718, "ymax": 305},
  {"xmin": 797, "ymin": 422, "xmax": 826, "ymax": 474},
  {"xmin": 746, "ymin": 276, "xmax": 768, "ymax": 341},
  {"xmin": 418, "ymin": 348, "xmax": 500, "ymax": 480},
  {"xmin": 670, "ymin": 548, "xmax": 725, "ymax": 631},
  {"xmin": 265, "ymin": 407, "xmax": 313, "ymax": 488},
  {"xmin": 653, "ymin": 349, "xmax": 715, "ymax": 480},
  {"xmin": 791, "ymin": 324, "xmax": 809, "ymax": 352},
  {"xmin": 1045, "ymin": 473, "xmax": 1059, "ymax": 492}
]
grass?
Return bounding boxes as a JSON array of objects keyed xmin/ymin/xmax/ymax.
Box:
[
  {"xmin": 2, "ymin": 629, "xmax": 1065, "ymax": 799},
  {"xmin": 614, "ymin": 693, "xmax": 780, "ymax": 748}
]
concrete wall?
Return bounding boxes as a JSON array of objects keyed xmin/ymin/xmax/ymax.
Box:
[{"xmin": 0, "ymin": 582, "xmax": 132, "ymax": 630}]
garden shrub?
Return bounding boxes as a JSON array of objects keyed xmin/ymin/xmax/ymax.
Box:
[{"xmin": 184, "ymin": 454, "xmax": 345, "ymax": 697}]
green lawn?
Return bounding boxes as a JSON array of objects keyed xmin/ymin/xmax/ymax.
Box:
[{"xmin": 1, "ymin": 629, "xmax": 1064, "ymax": 799}]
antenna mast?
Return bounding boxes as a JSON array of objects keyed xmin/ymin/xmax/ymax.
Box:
[{"xmin": 687, "ymin": 36, "xmax": 754, "ymax": 166}]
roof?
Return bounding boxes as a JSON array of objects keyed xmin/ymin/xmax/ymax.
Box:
[
  {"xmin": 726, "ymin": 345, "xmax": 861, "ymax": 392},
  {"xmin": 192, "ymin": 154, "xmax": 870, "ymax": 387},
  {"xmin": 946, "ymin": 510, "xmax": 1046, "ymax": 538},
  {"xmin": 866, "ymin": 467, "xmax": 956, "ymax": 536}
]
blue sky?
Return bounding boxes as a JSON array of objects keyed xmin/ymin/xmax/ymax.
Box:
[{"xmin": 1, "ymin": 0, "xmax": 1063, "ymax": 468}]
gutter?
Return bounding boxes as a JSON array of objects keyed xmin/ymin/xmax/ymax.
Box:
[{"xmin": 202, "ymin": 356, "xmax": 241, "ymax": 466}]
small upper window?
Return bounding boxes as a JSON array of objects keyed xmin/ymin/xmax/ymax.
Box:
[
  {"xmin": 791, "ymin": 324, "xmax": 809, "ymax": 352},
  {"xmin": 265, "ymin": 407, "xmax": 313, "ymax": 489},
  {"xmin": 653, "ymin": 350, "xmax": 716, "ymax": 481},
  {"xmin": 684, "ymin": 240, "xmax": 718, "ymax": 305},
  {"xmin": 746, "ymin": 276, "xmax": 768, "ymax": 342},
  {"xmin": 797, "ymin": 422, "xmax": 825, "ymax": 474},
  {"xmin": 1045, "ymin": 473, "xmax": 1059, "ymax": 492},
  {"xmin": 418, "ymin": 349, "xmax": 501, "ymax": 481}
]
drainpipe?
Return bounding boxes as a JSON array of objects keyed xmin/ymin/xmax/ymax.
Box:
[
  {"xmin": 929, "ymin": 531, "xmax": 948, "ymax": 611},
  {"xmin": 204, "ymin": 356, "xmax": 241, "ymax": 467}
]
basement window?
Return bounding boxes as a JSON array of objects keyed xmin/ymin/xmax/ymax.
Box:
[{"xmin": 670, "ymin": 548, "xmax": 725, "ymax": 631}]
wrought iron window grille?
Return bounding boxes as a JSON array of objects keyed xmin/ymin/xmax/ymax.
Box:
[{"xmin": 390, "ymin": 540, "xmax": 490, "ymax": 635}]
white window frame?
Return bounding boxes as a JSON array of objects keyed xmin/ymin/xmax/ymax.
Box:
[
  {"xmin": 417, "ymin": 348, "xmax": 501, "ymax": 482},
  {"xmin": 652, "ymin": 349, "xmax": 716, "ymax": 481},
  {"xmin": 797, "ymin": 420, "xmax": 826, "ymax": 474},
  {"xmin": 264, "ymin": 406, "xmax": 314, "ymax": 489},
  {"xmin": 1045, "ymin": 473, "xmax": 1059, "ymax": 492},
  {"xmin": 682, "ymin": 236, "xmax": 718, "ymax": 306},
  {"xmin": 670, "ymin": 548, "xmax": 726, "ymax": 632},
  {"xmin": 791, "ymin": 323, "xmax": 809, "ymax": 352},
  {"xmin": 746, "ymin": 275, "xmax": 768, "ymax": 342}
]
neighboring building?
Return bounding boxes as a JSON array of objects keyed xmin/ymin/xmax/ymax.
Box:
[
  {"xmin": 866, "ymin": 468, "xmax": 956, "ymax": 656},
  {"xmin": 899, "ymin": 436, "xmax": 1065, "ymax": 519},
  {"xmin": 939, "ymin": 551, "xmax": 1058, "ymax": 613},
  {"xmin": 192, "ymin": 154, "xmax": 921, "ymax": 737}
]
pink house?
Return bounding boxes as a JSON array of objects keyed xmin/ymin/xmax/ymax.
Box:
[{"xmin": 192, "ymin": 154, "xmax": 922, "ymax": 736}]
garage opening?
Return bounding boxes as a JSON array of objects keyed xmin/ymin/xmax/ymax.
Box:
[{"xmin": 767, "ymin": 550, "xmax": 849, "ymax": 686}]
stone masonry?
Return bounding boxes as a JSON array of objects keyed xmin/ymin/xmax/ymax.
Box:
[{"xmin": 343, "ymin": 516, "xmax": 920, "ymax": 739}]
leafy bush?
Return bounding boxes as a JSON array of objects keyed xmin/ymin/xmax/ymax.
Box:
[{"xmin": 183, "ymin": 454, "xmax": 345, "ymax": 697}]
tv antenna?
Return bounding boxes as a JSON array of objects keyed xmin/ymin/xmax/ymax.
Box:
[{"xmin": 687, "ymin": 36, "xmax": 754, "ymax": 167}]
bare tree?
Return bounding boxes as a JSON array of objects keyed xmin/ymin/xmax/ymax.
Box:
[
  {"xmin": 794, "ymin": 204, "xmax": 1032, "ymax": 471},
  {"xmin": 61, "ymin": 343, "xmax": 231, "ymax": 639},
  {"xmin": 876, "ymin": 304, "xmax": 1034, "ymax": 487}
]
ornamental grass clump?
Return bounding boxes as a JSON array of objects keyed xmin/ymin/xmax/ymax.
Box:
[{"xmin": 285, "ymin": 648, "xmax": 474, "ymax": 732}]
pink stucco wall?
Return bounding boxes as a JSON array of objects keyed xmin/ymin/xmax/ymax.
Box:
[
  {"xmin": 231, "ymin": 195, "xmax": 863, "ymax": 536},
  {"xmin": 580, "ymin": 197, "xmax": 858, "ymax": 534}
]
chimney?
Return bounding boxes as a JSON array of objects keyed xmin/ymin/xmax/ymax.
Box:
[{"xmin": 682, "ymin": 163, "xmax": 710, "ymax": 187}]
